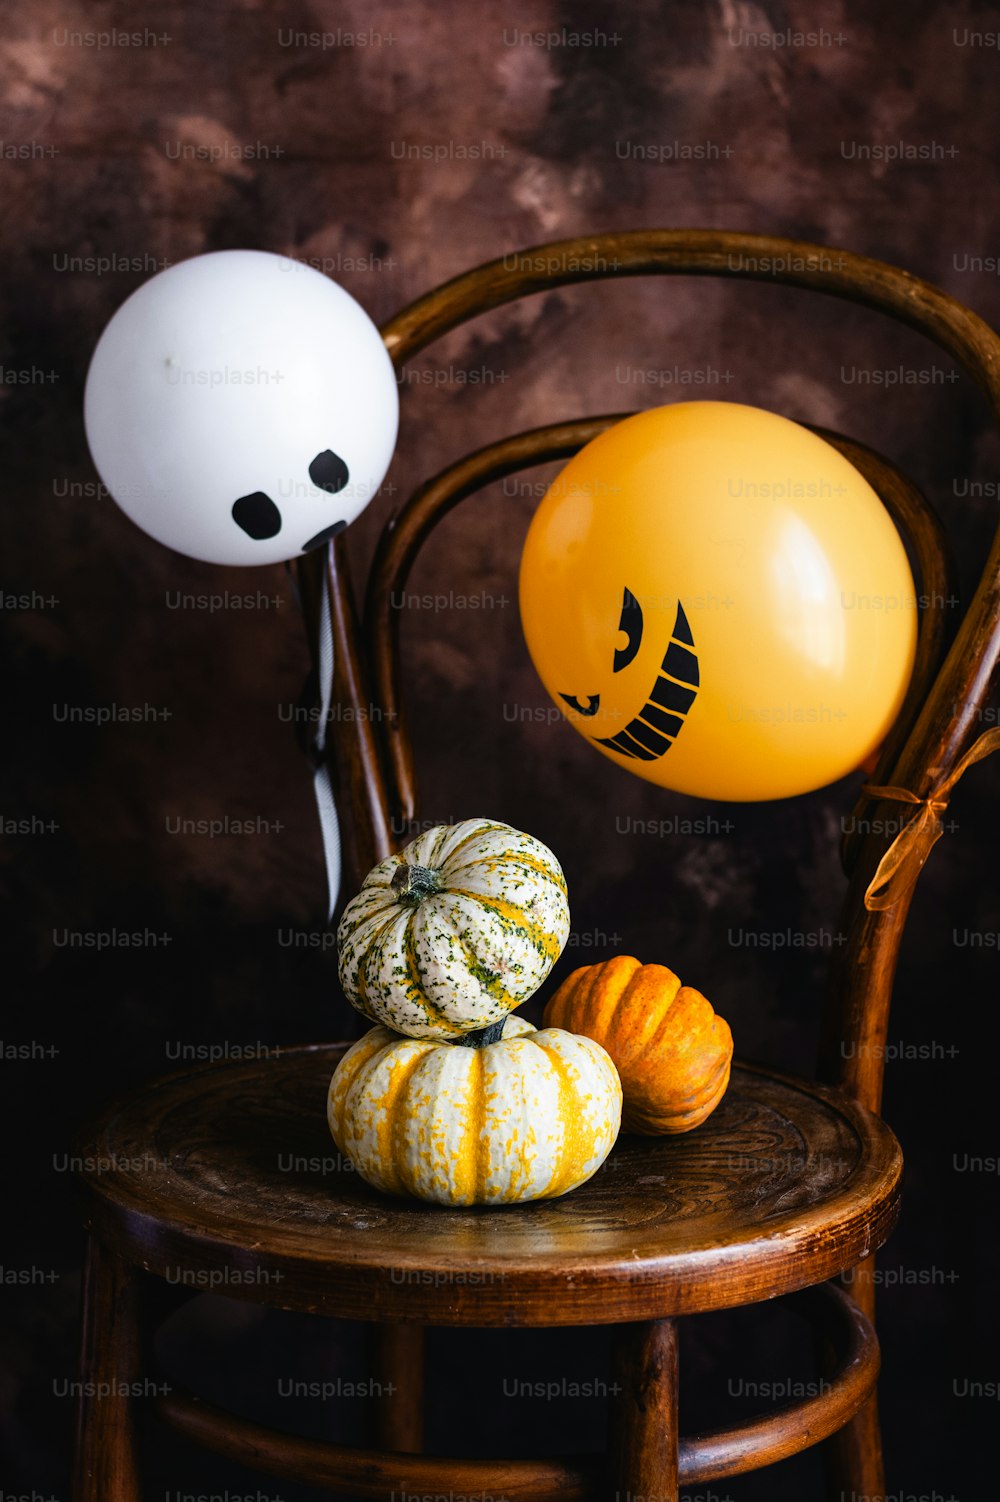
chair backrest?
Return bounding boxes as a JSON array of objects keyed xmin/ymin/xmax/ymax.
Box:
[{"xmin": 299, "ymin": 230, "xmax": 1000, "ymax": 1118}]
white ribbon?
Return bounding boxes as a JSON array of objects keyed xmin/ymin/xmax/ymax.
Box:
[{"xmin": 311, "ymin": 542, "xmax": 342, "ymax": 920}]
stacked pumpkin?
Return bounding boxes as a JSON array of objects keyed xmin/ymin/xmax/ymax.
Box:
[{"xmin": 329, "ymin": 817, "xmax": 733, "ymax": 1206}]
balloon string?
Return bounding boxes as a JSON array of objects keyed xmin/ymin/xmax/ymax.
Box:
[
  {"xmin": 861, "ymin": 727, "xmax": 1000, "ymax": 911},
  {"xmin": 312, "ymin": 540, "xmax": 342, "ymax": 922}
]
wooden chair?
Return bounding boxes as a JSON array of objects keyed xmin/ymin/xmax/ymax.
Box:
[{"xmin": 72, "ymin": 231, "xmax": 1000, "ymax": 1500}]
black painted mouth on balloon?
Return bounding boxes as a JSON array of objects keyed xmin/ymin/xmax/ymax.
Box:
[
  {"xmin": 301, "ymin": 519, "xmax": 347, "ymax": 552},
  {"xmin": 560, "ymin": 598, "xmax": 699, "ymax": 763}
]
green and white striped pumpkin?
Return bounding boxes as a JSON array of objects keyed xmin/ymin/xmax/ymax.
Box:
[
  {"xmin": 328, "ymin": 1015, "xmax": 622, "ymax": 1205},
  {"xmin": 337, "ymin": 818, "xmax": 571, "ymax": 1040}
]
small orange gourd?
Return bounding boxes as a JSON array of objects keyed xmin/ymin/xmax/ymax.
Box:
[{"xmin": 543, "ymin": 954, "xmax": 733, "ymax": 1135}]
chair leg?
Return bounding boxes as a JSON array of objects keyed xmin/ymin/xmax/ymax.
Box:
[
  {"xmin": 610, "ymin": 1318, "xmax": 679, "ymax": 1501},
  {"xmin": 823, "ymin": 1264, "xmax": 885, "ymax": 1502},
  {"xmin": 371, "ymin": 1324, "xmax": 424, "ymax": 1452},
  {"xmin": 72, "ymin": 1236, "xmax": 142, "ymax": 1502},
  {"xmin": 827, "ymin": 1391, "xmax": 885, "ymax": 1502}
]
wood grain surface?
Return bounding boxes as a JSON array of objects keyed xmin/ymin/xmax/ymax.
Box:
[{"xmin": 75, "ymin": 1043, "xmax": 901, "ymax": 1327}]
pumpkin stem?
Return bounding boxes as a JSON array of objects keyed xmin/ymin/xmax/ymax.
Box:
[
  {"xmin": 454, "ymin": 1018, "xmax": 508, "ymax": 1049},
  {"xmin": 390, "ymin": 861, "xmax": 440, "ymax": 904}
]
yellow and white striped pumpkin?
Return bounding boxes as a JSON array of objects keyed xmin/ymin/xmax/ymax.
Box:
[
  {"xmin": 328, "ymin": 1015, "xmax": 622, "ymax": 1205},
  {"xmin": 337, "ymin": 819, "xmax": 571, "ymax": 1040}
]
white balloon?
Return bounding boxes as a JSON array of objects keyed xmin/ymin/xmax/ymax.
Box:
[{"xmin": 84, "ymin": 250, "xmax": 399, "ymax": 566}]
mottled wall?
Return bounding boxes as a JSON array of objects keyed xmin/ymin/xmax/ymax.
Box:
[{"xmin": 3, "ymin": 0, "xmax": 999, "ymax": 1495}]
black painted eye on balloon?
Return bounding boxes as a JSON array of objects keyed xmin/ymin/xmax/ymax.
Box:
[
  {"xmin": 232, "ymin": 491, "xmax": 282, "ymax": 540},
  {"xmin": 613, "ymin": 587, "xmax": 643, "ymax": 671},
  {"xmin": 309, "ymin": 449, "xmax": 350, "ymax": 494}
]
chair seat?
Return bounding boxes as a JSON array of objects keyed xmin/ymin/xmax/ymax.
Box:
[{"xmin": 76, "ymin": 1043, "xmax": 901, "ymax": 1327}]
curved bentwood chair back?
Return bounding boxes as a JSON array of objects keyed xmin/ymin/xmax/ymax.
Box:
[
  {"xmin": 305, "ymin": 228, "xmax": 1000, "ymax": 1106},
  {"xmin": 292, "ymin": 229, "xmax": 1000, "ymax": 1493}
]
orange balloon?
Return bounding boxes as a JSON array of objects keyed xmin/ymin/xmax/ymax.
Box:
[{"xmin": 519, "ymin": 402, "xmax": 917, "ymax": 801}]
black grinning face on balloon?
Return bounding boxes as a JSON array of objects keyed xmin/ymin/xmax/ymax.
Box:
[
  {"xmin": 560, "ymin": 589, "xmax": 700, "ymax": 761},
  {"xmin": 230, "ymin": 448, "xmax": 351, "ymax": 552}
]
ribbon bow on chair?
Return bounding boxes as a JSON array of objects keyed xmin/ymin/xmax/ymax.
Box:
[{"xmin": 862, "ymin": 727, "xmax": 1000, "ymax": 911}]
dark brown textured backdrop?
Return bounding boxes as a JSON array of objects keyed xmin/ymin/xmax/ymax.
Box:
[{"xmin": 3, "ymin": 1, "xmax": 999, "ymax": 1495}]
